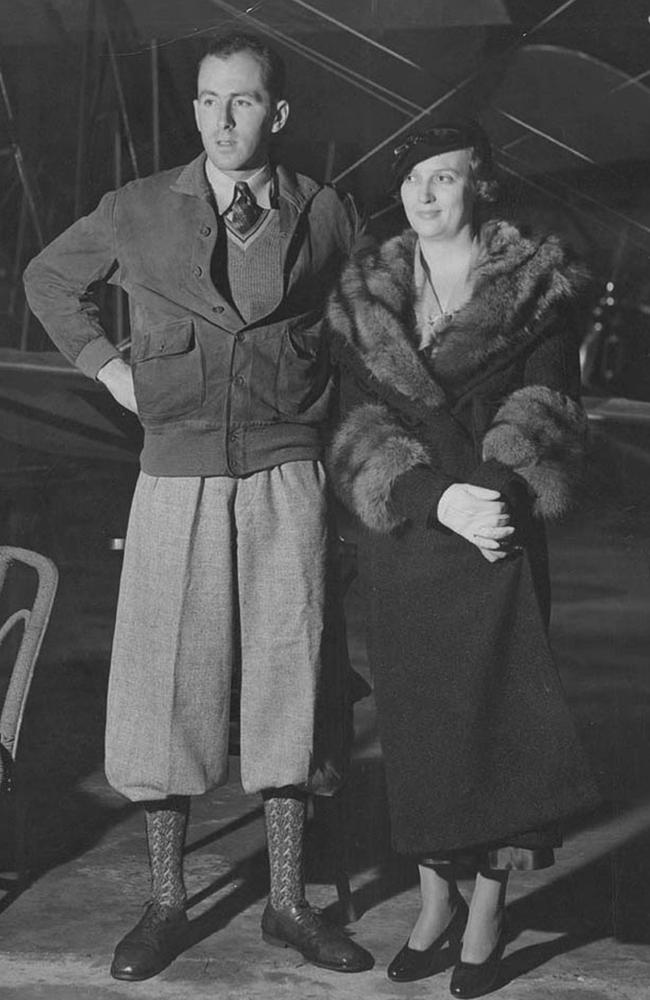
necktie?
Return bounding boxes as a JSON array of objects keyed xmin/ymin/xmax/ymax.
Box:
[{"xmin": 224, "ymin": 181, "xmax": 264, "ymax": 240}]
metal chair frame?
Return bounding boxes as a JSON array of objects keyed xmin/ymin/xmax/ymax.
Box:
[{"xmin": 0, "ymin": 546, "xmax": 58, "ymax": 886}]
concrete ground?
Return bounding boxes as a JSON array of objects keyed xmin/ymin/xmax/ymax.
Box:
[{"xmin": 2, "ymin": 482, "xmax": 650, "ymax": 998}]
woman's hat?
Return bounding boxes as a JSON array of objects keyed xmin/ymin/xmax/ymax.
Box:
[{"xmin": 390, "ymin": 121, "xmax": 492, "ymax": 193}]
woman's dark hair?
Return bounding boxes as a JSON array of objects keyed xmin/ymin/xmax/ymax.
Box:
[
  {"xmin": 467, "ymin": 143, "xmax": 498, "ymax": 205},
  {"xmin": 199, "ymin": 32, "xmax": 286, "ymax": 101}
]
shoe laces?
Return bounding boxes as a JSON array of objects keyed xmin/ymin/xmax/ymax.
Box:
[{"xmin": 292, "ymin": 902, "xmax": 345, "ymax": 944}]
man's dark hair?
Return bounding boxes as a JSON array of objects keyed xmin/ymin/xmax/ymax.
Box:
[{"xmin": 199, "ymin": 32, "xmax": 286, "ymax": 101}]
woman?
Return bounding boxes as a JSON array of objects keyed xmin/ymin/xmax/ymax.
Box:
[{"xmin": 326, "ymin": 123, "xmax": 600, "ymax": 998}]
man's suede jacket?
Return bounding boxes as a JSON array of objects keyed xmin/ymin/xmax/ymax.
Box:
[{"xmin": 23, "ymin": 154, "xmax": 360, "ymax": 477}]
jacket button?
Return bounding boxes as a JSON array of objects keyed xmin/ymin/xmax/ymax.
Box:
[
  {"xmin": 229, "ymin": 431, "xmax": 238, "ymax": 442},
  {"xmin": 193, "ymin": 265, "xmax": 203, "ymax": 277},
  {"xmin": 212, "ymin": 305, "xmax": 224, "ymax": 314},
  {"xmin": 235, "ymin": 332, "xmax": 246, "ymax": 343},
  {"xmin": 200, "ymin": 225, "xmax": 212, "ymax": 236},
  {"xmin": 233, "ymin": 375, "xmax": 245, "ymax": 386}
]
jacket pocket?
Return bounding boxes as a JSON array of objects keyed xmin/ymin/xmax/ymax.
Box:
[
  {"xmin": 132, "ymin": 318, "xmax": 204, "ymax": 422},
  {"xmin": 275, "ymin": 322, "xmax": 330, "ymax": 416}
]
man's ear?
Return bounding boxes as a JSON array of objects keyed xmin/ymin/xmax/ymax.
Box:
[
  {"xmin": 192, "ymin": 99, "xmax": 201, "ymax": 132},
  {"xmin": 271, "ymin": 99, "xmax": 290, "ymax": 134}
]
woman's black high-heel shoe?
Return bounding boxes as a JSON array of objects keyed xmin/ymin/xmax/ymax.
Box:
[
  {"xmin": 387, "ymin": 897, "xmax": 469, "ymax": 983},
  {"xmin": 449, "ymin": 917, "xmax": 507, "ymax": 998}
]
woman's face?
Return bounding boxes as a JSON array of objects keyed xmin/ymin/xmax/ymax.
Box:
[{"xmin": 400, "ymin": 148, "xmax": 475, "ymax": 241}]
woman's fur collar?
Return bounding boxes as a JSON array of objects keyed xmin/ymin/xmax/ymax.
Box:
[
  {"xmin": 328, "ymin": 220, "xmax": 588, "ymax": 408},
  {"xmin": 327, "ymin": 221, "xmax": 590, "ymax": 532}
]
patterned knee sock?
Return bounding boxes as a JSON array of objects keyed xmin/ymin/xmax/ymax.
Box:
[
  {"xmin": 144, "ymin": 796, "xmax": 189, "ymax": 914},
  {"xmin": 263, "ymin": 789, "xmax": 307, "ymax": 909}
]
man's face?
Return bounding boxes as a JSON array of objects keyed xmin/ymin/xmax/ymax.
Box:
[
  {"xmin": 400, "ymin": 148, "xmax": 474, "ymax": 241},
  {"xmin": 193, "ymin": 51, "xmax": 289, "ymax": 175}
]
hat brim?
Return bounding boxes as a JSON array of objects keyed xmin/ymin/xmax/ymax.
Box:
[{"xmin": 389, "ymin": 123, "xmax": 491, "ymax": 194}]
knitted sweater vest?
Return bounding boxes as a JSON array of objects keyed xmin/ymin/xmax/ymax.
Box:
[{"xmin": 224, "ymin": 211, "xmax": 283, "ymax": 324}]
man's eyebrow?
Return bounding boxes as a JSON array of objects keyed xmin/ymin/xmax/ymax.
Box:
[{"xmin": 197, "ymin": 88, "xmax": 263, "ymax": 99}]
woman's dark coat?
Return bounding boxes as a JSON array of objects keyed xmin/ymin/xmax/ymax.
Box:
[{"xmin": 327, "ymin": 221, "xmax": 600, "ymax": 857}]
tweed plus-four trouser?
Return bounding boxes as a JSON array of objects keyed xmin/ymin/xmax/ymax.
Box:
[{"xmin": 105, "ymin": 462, "xmax": 328, "ymax": 800}]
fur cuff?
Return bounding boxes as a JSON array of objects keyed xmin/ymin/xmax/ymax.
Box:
[
  {"xmin": 328, "ymin": 403, "xmax": 430, "ymax": 532},
  {"xmin": 481, "ymin": 385, "xmax": 588, "ymax": 519}
]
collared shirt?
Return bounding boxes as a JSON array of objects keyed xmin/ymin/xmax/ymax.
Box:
[{"xmin": 204, "ymin": 159, "xmax": 275, "ymax": 214}]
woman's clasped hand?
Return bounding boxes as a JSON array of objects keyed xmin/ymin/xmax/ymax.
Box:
[{"xmin": 436, "ymin": 483, "xmax": 515, "ymax": 561}]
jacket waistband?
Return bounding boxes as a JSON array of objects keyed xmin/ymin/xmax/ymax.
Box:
[{"xmin": 139, "ymin": 421, "xmax": 324, "ymax": 477}]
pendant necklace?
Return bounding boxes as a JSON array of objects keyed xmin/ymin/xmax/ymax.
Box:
[
  {"xmin": 420, "ymin": 241, "xmax": 476, "ymax": 350},
  {"xmin": 426, "ymin": 286, "xmax": 457, "ymax": 339}
]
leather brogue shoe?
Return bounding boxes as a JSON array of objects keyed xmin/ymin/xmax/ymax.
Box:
[
  {"xmin": 261, "ymin": 899, "xmax": 374, "ymax": 973},
  {"xmin": 388, "ymin": 896, "xmax": 469, "ymax": 982},
  {"xmin": 110, "ymin": 903, "xmax": 189, "ymax": 981},
  {"xmin": 449, "ymin": 918, "xmax": 507, "ymax": 998}
]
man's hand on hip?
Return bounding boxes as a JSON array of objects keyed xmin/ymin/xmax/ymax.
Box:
[{"xmin": 97, "ymin": 357, "xmax": 138, "ymax": 413}]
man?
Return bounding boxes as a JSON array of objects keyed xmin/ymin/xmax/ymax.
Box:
[{"xmin": 24, "ymin": 32, "xmax": 372, "ymax": 981}]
